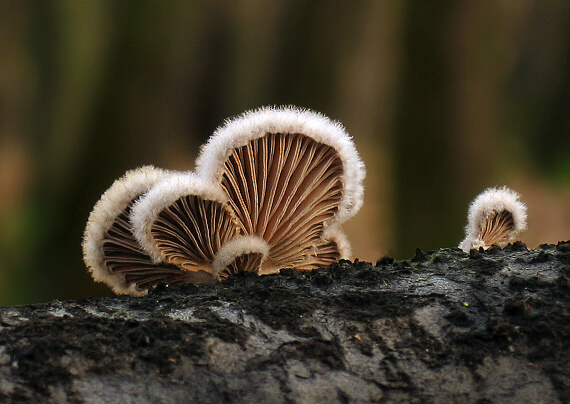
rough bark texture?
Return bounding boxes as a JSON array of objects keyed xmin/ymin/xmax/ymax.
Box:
[{"xmin": 0, "ymin": 242, "xmax": 569, "ymax": 403}]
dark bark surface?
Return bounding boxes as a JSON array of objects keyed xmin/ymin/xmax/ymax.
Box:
[{"xmin": 0, "ymin": 242, "xmax": 569, "ymax": 403}]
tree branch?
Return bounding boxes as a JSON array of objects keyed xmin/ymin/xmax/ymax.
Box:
[{"xmin": 1, "ymin": 242, "xmax": 568, "ymax": 403}]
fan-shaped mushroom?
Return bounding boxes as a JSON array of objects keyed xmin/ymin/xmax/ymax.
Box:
[
  {"xmin": 82, "ymin": 166, "xmax": 211, "ymax": 296},
  {"xmin": 459, "ymin": 186, "xmax": 527, "ymax": 252},
  {"xmin": 196, "ymin": 106, "xmax": 365, "ymax": 272}
]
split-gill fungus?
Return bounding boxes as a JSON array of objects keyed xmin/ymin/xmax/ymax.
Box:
[
  {"xmin": 459, "ymin": 186, "xmax": 527, "ymax": 252},
  {"xmin": 83, "ymin": 106, "xmax": 366, "ymax": 296}
]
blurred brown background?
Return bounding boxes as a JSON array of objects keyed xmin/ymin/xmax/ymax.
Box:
[{"xmin": 1, "ymin": 1, "xmax": 569, "ymax": 306}]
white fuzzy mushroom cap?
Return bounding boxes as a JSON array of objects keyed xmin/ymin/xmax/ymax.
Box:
[
  {"xmin": 195, "ymin": 106, "xmax": 366, "ymax": 223},
  {"xmin": 82, "ymin": 166, "xmax": 171, "ymax": 293},
  {"xmin": 211, "ymin": 235, "xmax": 270, "ymax": 278},
  {"xmin": 130, "ymin": 172, "xmax": 231, "ymax": 263},
  {"xmin": 322, "ymin": 224, "xmax": 352, "ymax": 259},
  {"xmin": 459, "ymin": 186, "xmax": 527, "ymax": 252}
]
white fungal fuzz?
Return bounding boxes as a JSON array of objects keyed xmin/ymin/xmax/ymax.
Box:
[
  {"xmin": 82, "ymin": 166, "xmax": 173, "ymax": 295},
  {"xmin": 196, "ymin": 106, "xmax": 366, "ymax": 222},
  {"xmin": 211, "ymin": 235, "xmax": 270, "ymax": 280},
  {"xmin": 321, "ymin": 224, "xmax": 352, "ymax": 259},
  {"xmin": 459, "ymin": 186, "xmax": 527, "ymax": 252},
  {"xmin": 130, "ymin": 172, "xmax": 237, "ymax": 264},
  {"xmin": 83, "ymin": 106, "xmax": 366, "ymax": 295}
]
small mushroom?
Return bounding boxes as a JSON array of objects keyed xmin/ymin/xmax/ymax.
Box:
[
  {"xmin": 211, "ymin": 235, "xmax": 270, "ymax": 279},
  {"xmin": 459, "ymin": 186, "xmax": 527, "ymax": 252}
]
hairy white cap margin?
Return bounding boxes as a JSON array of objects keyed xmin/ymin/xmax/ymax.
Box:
[
  {"xmin": 82, "ymin": 166, "xmax": 171, "ymax": 295},
  {"xmin": 195, "ymin": 106, "xmax": 366, "ymax": 223},
  {"xmin": 130, "ymin": 172, "xmax": 230, "ymax": 263},
  {"xmin": 459, "ymin": 186, "xmax": 527, "ymax": 252},
  {"xmin": 211, "ymin": 235, "xmax": 270, "ymax": 279}
]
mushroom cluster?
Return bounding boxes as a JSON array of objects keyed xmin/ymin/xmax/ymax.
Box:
[{"xmin": 83, "ymin": 106, "xmax": 366, "ymax": 295}]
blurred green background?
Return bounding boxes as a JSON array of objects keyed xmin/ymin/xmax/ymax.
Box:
[{"xmin": 1, "ymin": 1, "xmax": 569, "ymax": 306}]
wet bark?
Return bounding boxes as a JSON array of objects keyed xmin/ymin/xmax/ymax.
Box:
[{"xmin": 0, "ymin": 242, "xmax": 569, "ymax": 403}]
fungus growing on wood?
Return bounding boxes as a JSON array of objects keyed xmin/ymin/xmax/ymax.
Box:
[
  {"xmin": 195, "ymin": 107, "xmax": 365, "ymax": 272},
  {"xmin": 83, "ymin": 106, "xmax": 365, "ymax": 295},
  {"xmin": 82, "ymin": 166, "xmax": 210, "ymax": 296},
  {"xmin": 459, "ymin": 186, "xmax": 527, "ymax": 252}
]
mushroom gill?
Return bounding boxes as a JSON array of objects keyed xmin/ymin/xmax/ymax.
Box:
[
  {"xmin": 219, "ymin": 133, "xmax": 344, "ymax": 271},
  {"xmin": 478, "ymin": 210, "xmax": 516, "ymax": 248},
  {"xmin": 149, "ymin": 195, "xmax": 240, "ymax": 272},
  {"xmin": 83, "ymin": 166, "xmax": 202, "ymax": 296},
  {"xmin": 211, "ymin": 235, "xmax": 270, "ymax": 280},
  {"xmin": 103, "ymin": 201, "xmax": 212, "ymax": 291},
  {"xmin": 459, "ymin": 186, "xmax": 527, "ymax": 252}
]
